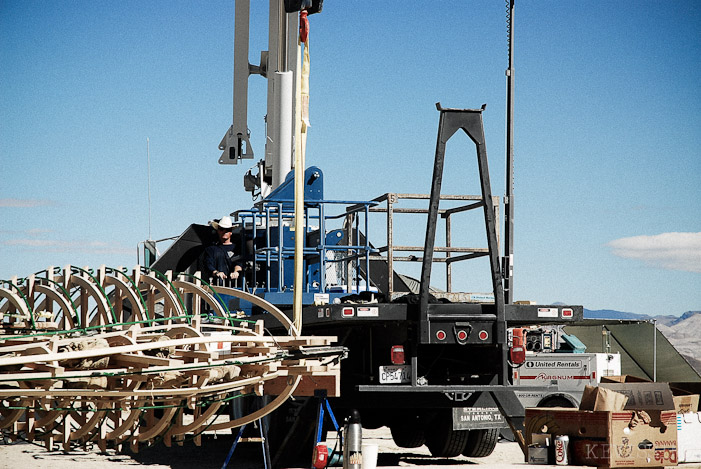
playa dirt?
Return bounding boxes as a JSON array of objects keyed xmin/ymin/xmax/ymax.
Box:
[{"xmin": 3, "ymin": 426, "xmax": 698, "ymax": 469}]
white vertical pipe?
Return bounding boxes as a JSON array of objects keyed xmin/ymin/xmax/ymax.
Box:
[
  {"xmin": 293, "ymin": 39, "xmax": 305, "ymax": 333},
  {"xmin": 653, "ymin": 319, "xmax": 657, "ymax": 382},
  {"xmin": 264, "ymin": 0, "xmax": 279, "ymax": 169},
  {"xmin": 233, "ymin": 0, "xmax": 251, "ymax": 154},
  {"xmin": 272, "ymin": 71, "xmax": 293, "ymax": 189}
]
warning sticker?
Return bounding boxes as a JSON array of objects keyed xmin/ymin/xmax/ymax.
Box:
[
  {"xmin": 537, "ymin": 308, "xmax": 559, "ymax": 318},
  {"xmin": 357, "ymin": 307, "xmax": 379, "ymax": 317}
]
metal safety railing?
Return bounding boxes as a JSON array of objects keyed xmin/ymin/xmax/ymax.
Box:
[
  {"xmin": 232, "ymin": 198, "xmax": 379, "ymax": 295},
  {"xmin": 366, "ymin": 193, "xmax": 500, "ymax": 299}
]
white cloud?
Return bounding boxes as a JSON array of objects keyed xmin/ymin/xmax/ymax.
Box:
[
  {"xmin": 0, "ymin": 228, "xmax": 53, "ymax": 236},
  {"xmin": 26, "ymin": 228, "xmax": 53, "ymax": 236},
  {"xmin": 2, "ymin": 239, "xmax": 132, "ymax": 255},
  {"xmin": 608, "ymin": 232, "xmax": 701, "ymax": 273},
  {"xmin": 0, "ymin": 198, "xmax": 54, "ymax": 208}
]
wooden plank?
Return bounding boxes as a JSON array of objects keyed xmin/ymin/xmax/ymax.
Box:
[
  {"xmin": 174, "ymin": 350, "xmax": 220, "ymax": 360},
  {"xmin": 22, "ymin": 363, "xmax": 65, "ymax": 375},
  {"xmin": 0, "ymin": 371, "xmax": 282, "ymax": 398},
  {"xmin": 0, "ymin": 334, "xmax": 337, "ymax": 367},
  {"xmin": 110, "ymin": 353, "xmax": 183, "ymax": 367},
  {"xmin": 264, "ymin": 371, "xmax": 340, "ymax": 397}
]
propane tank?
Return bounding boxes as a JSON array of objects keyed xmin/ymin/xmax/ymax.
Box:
[{"xmin": 342, "ymin": 409, "xmax": 362, "ymax": 469}]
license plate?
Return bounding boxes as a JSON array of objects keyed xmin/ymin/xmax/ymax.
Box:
[{"xmin": 379, "ymin": 365, "xmax": 411, "ymax": 384}]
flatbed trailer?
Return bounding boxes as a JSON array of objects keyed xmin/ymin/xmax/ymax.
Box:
[
  {"xmin": 154, "ymin": 104, "xmax": 583, "ymax": 463},
  {"xmin": 149, "ymin": 1, "xmax": 588, "ymax": 464}
]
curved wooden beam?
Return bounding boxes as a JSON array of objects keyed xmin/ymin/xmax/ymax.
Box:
[
  {"xmin": 138, "ymin": 273, "xmax": 184, "ymax": 320},
  {"xmin": 172, "ymin": 280, "xmax": 227, "ymax": 318},
  {"xmin": 137, "ymin": 406, "xmax": 178, "ymax": 442},
  {"xmin": 0, "ymin": 287, "xmax": 30, "ymax": 320},
  {"xmin": 105, "ymin": 274, "xmax": 148, "ymax": 324},
  {"xmin": 208, "ymin": 375, "xmax": 301, "ymax": 431},
  {"xmin": 33, "ymin": 283, "xmax": 76, "ymax": 329},
  {"xmin": 212, "ymin": 285, "xmax": 298, "ymax": 336}
]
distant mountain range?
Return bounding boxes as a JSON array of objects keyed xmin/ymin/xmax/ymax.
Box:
[
  {"xmin": 582, "ymin": 308, "xmax": 701, "ymax": 375},
  {"xmin": 583, "ymin": 308, "xmax": 701, "ymax": 326}
]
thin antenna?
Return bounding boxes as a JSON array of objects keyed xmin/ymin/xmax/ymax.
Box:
[
  {"xmin": 504, "ymin": 0, "xmax": 515, "ymax": 304},
  {"xmin": 147, "ymin": 137, "xmax": 152, "ymax": 240}
]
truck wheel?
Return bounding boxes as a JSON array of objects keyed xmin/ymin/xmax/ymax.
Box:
[
  {"xmin": 390, "ymin": 424, "xmax": 425, "ymax": 448},
  {"xmin": 461, "ymin": 428, "xmax": 499, "ymax": 457},
  {"xmin": 425, "ymin": 414, "xmax": 468, "ymax": 457},
  {"xmin": 538, "ymin": 395, "xmax": 576, "ymax": 408}
]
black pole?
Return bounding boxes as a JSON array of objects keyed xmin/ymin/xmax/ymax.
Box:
[{"xmin": 504, "ymin": 0, "xmax": 515, "ymax": 305}]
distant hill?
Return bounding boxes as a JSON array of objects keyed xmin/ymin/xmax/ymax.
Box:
[
  {"xmin": 673, "ymin": 310, "xmax": 701, "ymax": 325},
  {"xmin": 582, "ymin": 308, "xmax": 701, "ymax": 376},
  {"xmin": 657, "ymin": 311, "xmax": 701, "ymax": 376},
  {"xmin": 584, "ymin": 308, "xmax": 652, "ymax": 321},
  {"xmin": 583, "ymin": 308, "xmax": 700, "ymax": 324}
]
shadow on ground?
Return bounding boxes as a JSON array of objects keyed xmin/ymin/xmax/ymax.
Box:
[{"xmin": 126, "ymin": 434, "xmax": 265, "ymax": 469}]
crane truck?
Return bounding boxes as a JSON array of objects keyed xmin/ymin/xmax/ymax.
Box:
[{"xmin": 150, "ymin": 0, "xmax": 587, "ymax": 464}]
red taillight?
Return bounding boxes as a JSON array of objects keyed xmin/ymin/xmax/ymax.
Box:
[
  {"xmin": 457, "ymin": 330, "xmax": 468, "ymax": 341},
  {"xmin": 436, "ymin": 330, "xmax": 447, "ymax": 341},
  {"xmin": 509, "ymin": 345, "xmax": 526, "ymax": 365},
  {"xmin": 478, "ymin": 330, "xmax": 489, "ymax": 341},
  {"xmin": 391, "ymin": 345, "xmax": 405, "ymax": 365}
]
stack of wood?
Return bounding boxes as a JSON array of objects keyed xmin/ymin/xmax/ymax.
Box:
[{"xmin": 0, "ymin": 266, "xmax": 343, "ymax": 452}]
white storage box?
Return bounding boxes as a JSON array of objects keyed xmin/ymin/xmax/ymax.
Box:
[{"xmin": 677, "ymin": 412, "xmax": 701, "ymax": 463}]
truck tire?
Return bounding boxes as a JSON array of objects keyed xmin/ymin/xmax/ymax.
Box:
[
  {"xmin": 390, "ymin": 424, "xmax": 425, "ymax": 448},
  {"xmin": 461, "ymin": 428, "xmax": 499, "ymax": 457},
  {"xmin": 538, "ymin": 395, "xmax": 576, "ymax": 408},
  {"xmin": 425, "ymin": 414, "xmax": 468, "ymax": 457}
]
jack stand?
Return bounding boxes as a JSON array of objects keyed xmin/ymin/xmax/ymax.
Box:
[
  {"xmin": 221, "ymin": 418, "xmax": 270, "ymax": 469},
  {"xmin": 313, "ymin": 390, "xmax": 342, "ymax": 465}
]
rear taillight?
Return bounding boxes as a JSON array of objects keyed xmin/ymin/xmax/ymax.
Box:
[
  {"xmin": 391, "ymin": 345, "xmax": 405, "ymax": 365},
  {"xmin": 509, "ymin": 345, "xmax": 526, "ymax": 365}
]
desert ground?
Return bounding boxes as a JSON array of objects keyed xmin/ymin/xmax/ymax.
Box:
[{"xmin": 2, "ymin": 426, "xmax": 699, "ymax": 469}]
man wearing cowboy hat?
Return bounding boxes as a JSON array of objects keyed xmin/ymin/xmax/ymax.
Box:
[{"xmin": 203, "ymin": 216, "xmax": 243, "ymax": 282}]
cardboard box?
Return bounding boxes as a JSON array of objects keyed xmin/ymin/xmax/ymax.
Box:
[
  {"xmin": 677, "ymin": 412, "xmax": 701, "ymax": 463},
  {"xmin": 527, "ymin": 445, "xmax": 549, "ymax": 464},
  {"xmin": 601, "ymin": 378, "xmax": 699, "ymax": 413},
  {"xmin": 525, "ymin": 408, "xmax": 678, "ymax": 467},
  {"xmin": 673, "ymin": 394, "xmax": 699, "ymax": 414},
  {"xmin": 580, "ymin": 385, "xmax": 629, "ymax": 411},
  {"xmin": 527, "ymin": 433, "xmax": 550, "ymax": 464},
  {"xmin": 599, "ymin": 382, "xmax": 675, "ymax": 411},
  {"xmin": 600, "ymin": 374, "xmax": 651, "ymax": 384}
]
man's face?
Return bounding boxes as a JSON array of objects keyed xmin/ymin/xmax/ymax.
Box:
[{"xmin": 217, "ymin": 227, "xmax": 232, "ymax": 242}]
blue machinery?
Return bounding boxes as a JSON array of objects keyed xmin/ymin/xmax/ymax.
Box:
[
  {"xmin": 218, "ymin": 163, "xmax": 501, "ymax": 314},
  {"xmin": 230, "ymin": 166, "xmax": 377, "ymax": 310}
]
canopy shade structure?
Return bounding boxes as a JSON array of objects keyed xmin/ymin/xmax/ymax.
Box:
[{"xmin": 565, "ymin": 321, "xmax": 701, "ymax": 383}]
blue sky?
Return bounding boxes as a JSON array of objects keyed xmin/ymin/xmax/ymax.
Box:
[{"xmin": 1, "ymin": 1, "xmax": 699, "ymax": 316}]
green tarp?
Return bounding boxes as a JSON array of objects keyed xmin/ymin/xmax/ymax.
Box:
[{"xmin": 564, "ymin": 321, "xmax": 700, "ymax": 383}]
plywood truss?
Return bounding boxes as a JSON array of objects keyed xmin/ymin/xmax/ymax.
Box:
[{"xmin": 0, "ymin": 266, "xmax": 343, "ymax": 451}]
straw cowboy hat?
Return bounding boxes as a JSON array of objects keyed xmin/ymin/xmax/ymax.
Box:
[{"xmin": 210, "ymin": 216, "xmax": 233, "ymax": 230}]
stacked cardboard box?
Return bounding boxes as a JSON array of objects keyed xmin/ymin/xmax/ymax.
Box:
[{"xmin": 525, "ymin": 381, "xmax": 678, "ymax": 467}]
